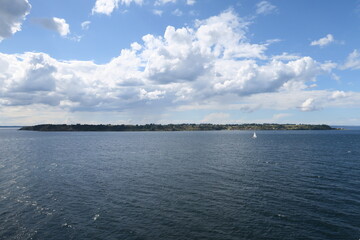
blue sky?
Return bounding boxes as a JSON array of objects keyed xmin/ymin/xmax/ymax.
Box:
[{"xmin": 0, "ymin": 0, "xmax": 360, "ymax": 125}]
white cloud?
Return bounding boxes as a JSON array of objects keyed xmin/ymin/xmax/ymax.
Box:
[
  {"xmin": 1, "ymin": 10, "xmax": 353, "ymax": 124},
  {"xmin": 194, "ymin": 11, "xmax": 266, "ymax": 59},
  {"xmin": 34, "ymin": 17, "xmax": 70, "ymax": 37},
  {"xmin": 213, "ymin": 56, "xmax": 331, "ymax": 96},
  {"xmin": 0, "ymin": 0, "xmax": 31, "ymax": 41},
  {"xmin": 331, "ymin": 90, "xmax": 348, "ymax": 100},
  {"xmin": 186, "ymin": 0, "xmax": 196, "ymax": 5},
  {"xmin": 81, "ymin": 21, "xmax": 91, "ymax": 30},
  {"xmin": 140, "ymin": 23, "xmax": 216, "ymax": 84},
  {"xmin": 121, "ymin": 0, "xmax": 143, "ymax": 5},
  {"xmin": 172, "ymin": 9, "xmax": 183, "ymax": 16},
  {"xmin": 153, "ymin": 9, "xmax": 163, "ymax": 16},
  {"xmin": 131, "ymin": 42, "xmax": 142, "ymax": 51},
  {"xmin": 92, "ymin": 0, "xmax": 143, "ymax": 15},
  {"xmin": 256, "ymin": 1, "xmax": 277, "ymax": 15},
  {"xmin": 341, "ymin": 49, "xmax": 360, "ymax": 70},
  {"xmin": 272, "ymin": 52, "xmax": 300, "ymax": 61},
  {"xmin": 155, "ymin": 0, "xmax": 177, "ymax": 6},
  {"xmin": 299, "ymin": 98, "xmax": 319, "ymax": 111},
  {"xmin": 139, "ymin": 89, "xmax": 165, "ymax": 100},
  {"xmin": 0, "ymin": 52, "xmax": 60, "ymax": 106},
  {"xmin": 175, "ymin": 88, "xmax": 360, "ymax": 115},
  {"xmin": 92, "ymin": 0, "xmax": 117, "ymax": 15},
  {"xmin": 310, "ymin": 34, "xmax": 334, "ymax": 47},
  {"xmin": 258, "ymin": 91, "xmax": 359, "ymax": 112}
]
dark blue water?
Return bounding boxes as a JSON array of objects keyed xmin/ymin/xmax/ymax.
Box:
[{"xmin": 0, "ymin": 129, "xmax": 359, "ymax": 240}]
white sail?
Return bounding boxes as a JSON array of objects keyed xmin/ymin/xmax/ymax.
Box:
[{"xmin": 252, "ymin": 132, "xmax": 257, "ymax": 138}]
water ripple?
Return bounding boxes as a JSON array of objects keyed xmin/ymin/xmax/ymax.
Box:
[{"xmin": 0, "ymin": 129, "xmax": 359, "ymax": 239}]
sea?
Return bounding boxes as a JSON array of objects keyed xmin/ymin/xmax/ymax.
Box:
[{"xmin": 0, "ymin": 128, "xmax": 359, "ymax": 240}]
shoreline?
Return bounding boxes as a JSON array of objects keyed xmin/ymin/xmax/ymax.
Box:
[{"xmin": 19, "ymin": 123, "xmax": 338, "ymax": 132}]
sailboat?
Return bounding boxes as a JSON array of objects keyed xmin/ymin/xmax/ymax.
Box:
[{"xmin": 252, "ymin": 132, "xmax": 257, "ymax": 139}]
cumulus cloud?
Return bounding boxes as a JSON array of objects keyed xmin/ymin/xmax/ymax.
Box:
[
  {"xmin": 330, "ymin": 90, "xmax": 348, "ymax": 100},
  {"xmin": 0, "ymin": 52, "xmax": 60, "ymax": 106},
  {"xmin": 310, "ymin": 34, "xmax": 334, "ymax": 47},
  {"xmin": 92, "ymin": 0, "xmax": 143, "ymax": 15},
  {"xmin": 1, "ymin": 9, "xmax": 352, "ymax": 124},
  {"xmin": 92, "ymin": 0, "xmax": 117, "ymax": 15},
  {"xmin": 193, "ymin": 11, "xmax": 266, "ymax": 60},
  {"xmin": 299, "ymin": 98, "xmax": 319, "ymax": 111},
  {"xmin": 213, "ymin": 56, "xmax": 331, "ymax": 96},
  {"xmin": 256, "ymin": 1, "xmax": 277, "ymax": 15},
  {"xmin": 0, "ymin": 0, "xmax": 31, "ymax": 41},
  {"xmin": 34, "ymin": 17, "xmax": 70, "ymax": 37},
  {"xmin": 81, "ymin": 21, "xmax": 91, "ymax": 30},
  {"xmin": 141, "ymin": 23, "xmax": 216, "ymax": 84},
  {"xmin": 139, "ymin": 89, "xmax": 165, "ymax": 100}
]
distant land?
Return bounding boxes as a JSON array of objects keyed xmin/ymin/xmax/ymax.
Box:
[{"xmin": 19, "ymin": 123, "xmax": 337, "ymax": 131}]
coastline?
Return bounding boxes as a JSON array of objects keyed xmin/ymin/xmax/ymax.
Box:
[{"xmin": 19, "ymin": 123, "xmax": 338, "ymax": 132}]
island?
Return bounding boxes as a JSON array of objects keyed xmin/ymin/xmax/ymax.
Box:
[{"xmin": 19, "ymin": 123, "xmax": 337, "ymax": 131}]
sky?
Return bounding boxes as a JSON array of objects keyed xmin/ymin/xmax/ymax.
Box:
[{"xmin": 0, "ymin": 0, "xmax": 360, "ymax": 125}]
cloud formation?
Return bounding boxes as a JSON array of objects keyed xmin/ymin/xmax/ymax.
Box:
[
  {"xmin": 0, "ymin": 0, "xmax": 31, "ymax": 41},
  {"xmin": 342, "ymin": 49, "xmax": 360, "ymax": 70},
  {"xmin": 81, "ymin": 21, "xmax": 91, "ymax": 30},
  {"xmin": 1, "ymin": 9, "xmax": 355, "ymax": 124},
  {"xmin": 92, "ymin": 0, "xmax": 143, "ymax": 15},
  {"xmin": 34, "ymin": 17, "xmax": 70, "ymax": 37},
  {"xmin": 155, "ymin": 0, "xmax": 177, "ymax": 6},
  {"xmin": 310, "ymin": 34, "xmax": 334, "ymax": 47},
  {"xmin": 256, "ymin": 1, "xmax": 277, "ymax": 15},
  {"xmin": 153, "ymin": 9, "xmax": 163, "ymax": 16},
  {"xmin": 299, "ymin": 98, "xmax": 318, "ymax": 111},
  {"xmin": 213, "ymin": 57, "xmax": 329, "ymax": 96}
]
